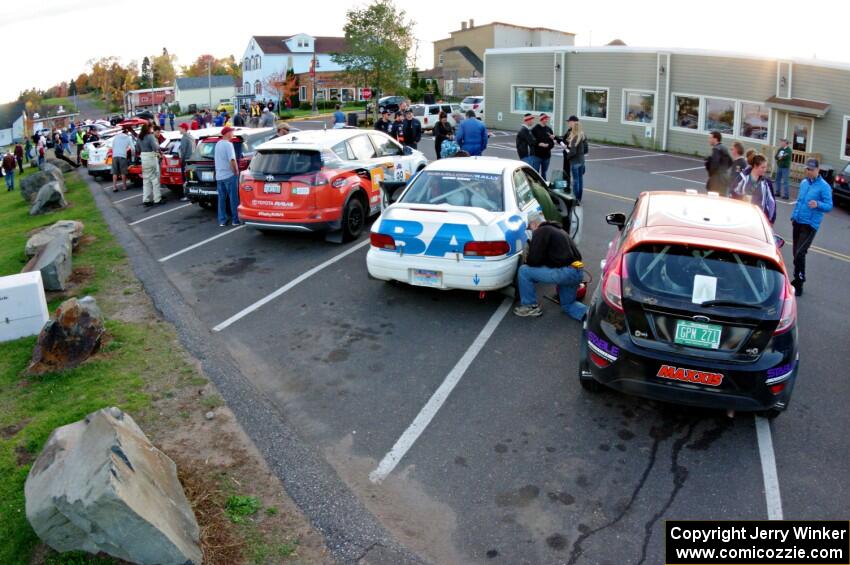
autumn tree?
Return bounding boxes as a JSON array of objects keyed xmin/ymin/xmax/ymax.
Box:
[
  {"xmin": 182, "ymin": 54, "xmax": 242, "ymax": 80},
  {"xmin": 151, "ymin": 50, "xmax": 177, "ymax": 86}
]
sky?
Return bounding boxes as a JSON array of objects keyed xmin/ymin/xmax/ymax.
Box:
[{"xmin": 2, "ymin": 0, "xmax": 847, "ymax": 103}]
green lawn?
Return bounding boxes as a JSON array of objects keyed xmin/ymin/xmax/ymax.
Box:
[{"xmin": 0, "ymin": 169, "xmax": 169, "ymax": 563}]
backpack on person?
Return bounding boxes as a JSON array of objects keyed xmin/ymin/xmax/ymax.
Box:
[{"xmin": 441, "ymin": 139, "xmax": 460, "ymax": 158}]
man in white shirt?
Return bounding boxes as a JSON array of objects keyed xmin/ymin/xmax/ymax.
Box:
[
  {"xmin": 110, "ymin": 126, "xmax": 134, "ymax": 192},
  {"xmin": 214, "ymin": 126, "xmax": 240, "ymax": 227}
]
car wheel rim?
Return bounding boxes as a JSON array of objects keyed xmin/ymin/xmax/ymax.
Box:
[{"xmin": 349, "ymin": 206, "xmax": 363, "ymax": 233}]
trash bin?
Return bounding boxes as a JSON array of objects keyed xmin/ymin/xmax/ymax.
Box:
[
  {"xmin": 819, "ymin": 165, "xmax": 835, "ymax": 186},
  {"xmin": 347, "ymin": 112, "xmax": 359, "ymax": 127}
]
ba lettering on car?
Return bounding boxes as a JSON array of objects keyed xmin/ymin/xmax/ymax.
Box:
[
  {"xmin": 657, "ymin": 365, "xmax": 723, "ymax": 386},
  {"xmin": 377, "ymin": 218, "xmax": 526, "ymax": 259}
]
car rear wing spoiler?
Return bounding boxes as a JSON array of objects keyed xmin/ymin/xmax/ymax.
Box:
[{"xmin": 386, "ymin": 202, "xmax": 492, "ymax": 226}]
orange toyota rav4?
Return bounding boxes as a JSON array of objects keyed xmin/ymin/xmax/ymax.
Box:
[
  {"xmin": 579, "ymin": 190, "xmax": 798, "ymax": 418},
  {"xmin": 238, "ymin": 129, "xmax": 427, "ymax": 241}
]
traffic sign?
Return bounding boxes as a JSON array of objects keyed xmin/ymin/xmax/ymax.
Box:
[{"xmin": 362, "ymin": 88, "xmax": 372, "ymax": 100}]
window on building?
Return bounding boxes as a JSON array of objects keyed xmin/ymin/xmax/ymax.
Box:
[
  {"xmin": 579, "ymin": 87, "xmax": 608, "ymax": 120},
  {"xmin": 244, "ymin": 82, "xmax": 251, "ymax": 95},
  {"xmin": 257, "ymin": 56, "xmax": 262, "ymax": 70},
  {"xmin": 512, "ymin": 86, "xmax": 553, "ymax": 113},
  {"xmin": 329, "ymin": 88, "xmax": 339, "ymax": 100},
  {"xmin": 438, "ymin": 54, "xmax": 444, "ymax": 66},
  {"xmin": 255, "ymin": 81, "xmax": 262, "ymax": 96},
  {"xmin": 673, "ymin": 95, "xmax": 700, "ymax": 130},
  {"xmin": 623, "ymin": 90, "xmax": 654, "ymax": 124},
  {"xmin": 340, "ymin": 88, "xmax": 355, "ymax": 102},
  {"xmin": 703, "ymin": 97, "xmax": 735, "ymax": 135},
  {"xmin": 299, "ymin": 85, "xmax": 307, "ymax": 101},
  {"xmin": 243, "ymin": 58, "xmax": 249, "ymax": 71},
  {"xmin": 739, "ymin": 102, "xmax": 769, "ymax": 142}
]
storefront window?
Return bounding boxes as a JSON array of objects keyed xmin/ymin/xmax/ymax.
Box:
[
  {"xmin": 513, "ymin": 87, "xmax": 533, "ymax": 112},
  {"xmin": 703, "ymin": 97, "xmax": 735, "ymax": 134},
  {"xmin": 534, "ymin": 89, "xmax": 553, "ymax": 113},
  {"xmin": 739, "ymin": 102, "xmax": 769, "ymax": 141},
  {"xmin": 623, "ymin": 91, "xmax": 654, "ymax": 124},
  {"xmin": 673, "ymin": 95, "xmax": 700, "ymax": 130},
  {"xmin": 580, "ymin": 88, "xmax": 608, "ymax": 120}
]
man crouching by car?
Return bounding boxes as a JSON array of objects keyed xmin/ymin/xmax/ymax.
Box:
[{"xmin": 514, "ymin": 211, "xmax": 587, "ymax": 320}]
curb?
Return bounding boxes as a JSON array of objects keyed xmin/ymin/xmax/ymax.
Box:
[{"xmin": 80, "ymin": 172, "xmax": 425, "ymax": 565}]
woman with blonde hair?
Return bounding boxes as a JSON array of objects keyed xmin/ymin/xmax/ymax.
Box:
[{"xmin": 562, "ymin": 116, "xmax": 589, "ymax": 202}]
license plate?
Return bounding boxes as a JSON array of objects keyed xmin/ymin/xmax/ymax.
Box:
[
  {"xmin": 674, "ymin": 320, "xmax": 722, "ymax": 349},
  {"xmin": 200, "ymin": 171, "xmax": 214, "ymax": 182},
  {"xmin": 411, "ymin": 269, "xmax": 442, "ymax": 288},
  {"xmin": 264, "ymin": 183, "xmax": 281, "ymax": 194}
]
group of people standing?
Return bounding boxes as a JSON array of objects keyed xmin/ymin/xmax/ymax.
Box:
[
  {"xmin": 705, "ymin": 130, "xmax": 832, "ymax": 296},
  {"xmin": 516, "ymin": 114, "xmax": 588, "ymax": 201}
]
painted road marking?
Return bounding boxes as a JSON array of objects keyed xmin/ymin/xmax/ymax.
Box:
[
  {"xmin": 158, "ymin": 225, "xmax": 246, "ymax": 263},
  {"xmin": 369, "ymin": 297, "xmax": 513, "ymax": 483},
  {"xmin": 213, "ymin": 239, "xmax": 370, "ymax": 332},
  {"xmin": 587, "ymin": 154, "xmax": 668, "ymax": 162},
  {"xmin": 654, "ymin": 174, "xmax": 704, "ymax": 185},
  {"xmin": 115, "ymin": 193, "xmax": 142, "ymax": 204},
  {"xmin": 755, "ymin": 416, "xmax": 783, "ymax": 520},
  {"xmin": 651, "ymin": 166, "xmax": 705, "ymax": 174},
  {"xmin": 128, "ymin": 203, "xmax": 192, "ymax": 226},
  {"xmin": 589, "ymin": 189, "xmax": 850, "ymax": 265}
]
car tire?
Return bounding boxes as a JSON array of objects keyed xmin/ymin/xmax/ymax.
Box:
[
  {"xmin": 198, "ymin": 201, "xmax": 212, "ymax": 210},
  {"xmin": 341, "ymin": 197, "xmax": 366, "ymax": 242},
  {"xmin": 758, "ymin": 407, "xmax": 784, "ymax": 420}
]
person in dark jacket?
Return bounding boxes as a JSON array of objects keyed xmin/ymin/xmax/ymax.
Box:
[
  {"xmin": 456, "ymin": 110, "xmax": 488, "ymax": 156},
  {"xmin": 401, "ymin": 109, "xmax": 422, "ymax": 149},
  {"xmin": 433, "ymin": 111, "xmax": 454, "ymax": 159},
  {"xmin": 531, "ymin": 114, "xmax": 555, "ymax": 180},
  {"xmin": 514, "ymin": 211, "xmax": 587, "ymax": 320},
  {"xmin": 177, "ymin": 123, "xmax": 195, "ymax": 201},
  {"xmin": 516, "ymin": 113, "xmax": 537, "ymax": 167},
  {"xmin": 14, "ymin": 142, "xmax": 24, "ymax": 173},
  {"xmin": 374, "ymin": 110, "xmax": 392, "ymax": 134},
  {"xmin": 774, "ymin": 138, "xmax": 792, "ymax": 199},
  {"xmin": 731, "ymin": 154, "xmax": 776, "ymax": 223},
  {"xmin": 2, "ymin": 149, "xmax": 16, "ymax": 191},
  {"xmin": 389, "ymin": 112, "xmax": 405, "ymax": 142},
  {"xmin": 561, "ymin": 116, "xmax": 588, "ymax": 202},
  {"xmin": 704, "ymin": 131, "xmax": 733, "ymax": 193},
  {"xmin": 53, "ymin": 138, "xmax": 80, "ymax": 168}
]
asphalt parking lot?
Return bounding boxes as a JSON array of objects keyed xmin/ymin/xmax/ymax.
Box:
[{"xmin": 84, "ymin": 120, "xmax": 850, "ymax": 564}]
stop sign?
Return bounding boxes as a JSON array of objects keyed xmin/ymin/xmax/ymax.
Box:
[{"xmin": 362, "ymin": 88, "xmax": 372, "ymax": 100}]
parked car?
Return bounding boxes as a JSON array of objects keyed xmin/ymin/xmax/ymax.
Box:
[
  {"xmin": 377, "ymin": 96, "xmax": 408, "ymax": 114},
  {"xmin": 159, "ymin": 127, "xmax": 224, "ymax": 191},
  {"xmin": 126, "ymin": 130, "xmax": 182, "ymax": 187},
  {"xmin": 367, "ymin": 157, "xmax": 582, "ymax": 291},
  {"xmin": 832, "ymin": 163, "xmax": 850, "ymax": 208},
  {"xmin": 579, "ymin": 190, "xmax": 797, "ymax": 418},
  {"xmin": 238, "ymin": 128, "xmax": 427, "ymax": 241},
  {"xmin": 184, "ymin": 127, "xmax": 276, "ymax": 209},
  {"xmin": 84, "ymin": 127, "xmax": 124, "ymax": 178},
  {"xmin": 409, "ymin": 103, "xmax": 464, "ymax": 131},
  {"xmin": 460, "ymin": 96, "xmax": 485, "ymax": 119}
]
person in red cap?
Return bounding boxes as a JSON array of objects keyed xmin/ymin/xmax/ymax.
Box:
[
  {"xmin": 214, "ymin": 127, "xmax": 240, "ymax": 226},
  {"xmin": 177, "ymin": 123, "xmax": 194, "ymax": 201}
]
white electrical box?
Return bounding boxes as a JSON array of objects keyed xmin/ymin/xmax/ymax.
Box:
[
  {"xmin": 0, "ymin": 271, "xmax": 49, "ymax": 342},
  {"xmin": 645, "ymin": 126, "xmax": 653, "ymax": 138}
]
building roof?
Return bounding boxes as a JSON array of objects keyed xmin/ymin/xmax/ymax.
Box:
[
  {"xmin": 252, "ymin": 35, "xmax": 348, "ymax": 55},
  {"xmin": 0, "ymin": 101, "xmax": 25, "ymax": 129},
  {"xmin": 449, "ymin": 21, "xmax": 575, "ymax": 36},
  {"xmin": 176, "ymin": 76, "xmax": 237, "ymax": 90},
  {"xmin": 765, "ymin": 96, "xmax": 830, "ymax": 118}
]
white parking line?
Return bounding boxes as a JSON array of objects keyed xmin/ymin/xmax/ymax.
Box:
[
  {"xmin": 369, "ymin": 298, "xmax": 513, "ymax": 483},
  {"xmin": 755, "ymin": 416, "xmax": 783, "ymax": 519},
  {"xmin": 651, "ymin": 166, "xmax": 705, "ymax": 174},
  {"xmin": 114, "ymin": 193, "xmax": 142, "ymax": 204},
  {"xmin": 158, "ymin": 225, "xmax": 246, "ymax": 263},
  {"xmin": 212, "ymin": 239, "xmax": 370, "ymax": 332},
  {"xmin": 654, "ymin": 174, "xmax": 705, "ymax": 185},
  {"xmin": 587, "ymin": 154, "xmax": 668, "ymax": 162},
  {"xmin": 128, "ymin": 203, "xmax": 192, "ymax": 226}
]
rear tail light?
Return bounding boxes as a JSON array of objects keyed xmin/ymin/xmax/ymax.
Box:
[
  {"xmin": 240, "ymin": 171, "xmax": 254, "ymax": 191},
  {"xmin": 602, "ymin": 255, "xmax": 626, "ymax": 313},
  {"xmin": 312, "ymin": 173, "xmax": 329, "ymax": 186},
  {"xmin": 769, "ymin": 383, "xmax": 786, "ymax": 395},
  {"xmin": 332, "ymin": 177, "xmax": 346, "ymax": 188},
  {"xmin": 463, "ymin": 241, "xmax": 510, "ymax": 257},
  {"xmin": 773, "ymin": 280, "xmax": 797, "ymax": 335},
  {"xmin": 370, "ymin": 232, "xmax": 396, "ymax": 250},
  {"xmin": 589, "ymin": 350, "xmax": 611, "ymax": 368},
  {"xmin": 837, "ymin": 175, "xmax": 845, "ymax": 184},
  {"xmin": 424, "ymin": 117, "xmax": 429, "ymax": 124},
  {"xmin": 473, "ymin": 104, "xmax": 480, "ymax": 110}
]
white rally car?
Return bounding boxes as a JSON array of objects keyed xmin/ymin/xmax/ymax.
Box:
[{"xmin": 366, "ymin": 157, "xmax": 582, "ymax": 291}]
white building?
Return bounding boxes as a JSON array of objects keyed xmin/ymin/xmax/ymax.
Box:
[
  {"xmin": 240, "ymin": 34, "xmax": 348, "ymax": 99},
  {"xmin": 175, "ymin": 76, "xmax": 238, "ymax": 111},
  {"xmin": 0, "ymin": 102, "xmax": 26, "ymax": 146}
]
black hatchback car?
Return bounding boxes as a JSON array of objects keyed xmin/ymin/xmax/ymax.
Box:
[
  {"xmin": 578, "ymin": 191, "xmax": 798, "ymax": 417},
  {"xmin": 833, "ymin": 163, "xmax": 850, "ymax": 208}
]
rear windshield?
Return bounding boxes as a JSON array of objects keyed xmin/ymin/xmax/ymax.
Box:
[
  {"xmin": 250, "ymin": 150, "xmax": 323, "ymax": 175},
  {"xmin": 624, "ymin": 244, "xmax": 784, "ymax": 307},
  {"xmin": 197, "ymin": 141, "xmax": 217, "ymax": 160},
  {"xmin": 400, "ymin": 170, "xmax": 504, "ymax": 212},
  {"xmin": 411, "ymin": 106, "xmax": 425, "ymax": 116}
]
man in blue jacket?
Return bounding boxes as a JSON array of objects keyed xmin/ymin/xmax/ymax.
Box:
[
  {"xmin": 456, "ymin": 110, "xmax": 487, "ymax": 156},
  {"xmin": 789, "ymin": 158, "xmax": 833, "ymax": 296}
]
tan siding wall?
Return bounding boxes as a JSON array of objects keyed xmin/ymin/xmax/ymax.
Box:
[
  {"xmin": 789, "ymin": 63, "xmax": 850, "ymax": 165},
  {"xmin": 561, "ymin": 52, "xmax": 658, "ymax": 144},
  {"xmin": 484, "ymin": 52, "xmax": 556, "ymax": 132}
]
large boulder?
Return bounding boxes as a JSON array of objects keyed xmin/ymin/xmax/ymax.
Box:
[
  {"xmin": 22, "ymin": 234, "xmax": 72, "ymax": 292},
  {"xmin": 25, "ymin": 407, "xmax": 202, "ymax": 565},
  {"xmin": 29, "ymin": 181, "xmax": 68, "ymax": 215},
  {"xmin": 45, "ymin": 157, "xmax": 75, "ymax": 173},
  {"xmin": 25, "ymin": 220, "xmax": 85, "ymax": 258},
  {"xmin": 20, "ymin": 163, "xmax": 65, "ymax": 203},
  {"xmin": 27, "ymin": 296, "xmax": 103, "ymax": 374}
]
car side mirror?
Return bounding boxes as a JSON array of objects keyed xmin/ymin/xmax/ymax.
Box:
[
  {"xmin": 606, "ymin": 213, "xmax": 626, "ymax": 230},
  {"xmin": 403, "ymin": 146, "xmax": 413, "ymax": 156},
  {"xmin": 774, "ymin": 234, "xmax": 785, "ymax": 249}
]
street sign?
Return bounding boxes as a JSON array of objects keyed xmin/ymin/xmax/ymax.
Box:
[{"xmin": 362, "ymin": 88, "xmax": 372, "ymax": 100}]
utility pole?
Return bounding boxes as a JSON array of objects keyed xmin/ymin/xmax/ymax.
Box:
[
  {"xmin": 311, "ymin": 50, "xmax": 318, "ymax": 115},
  {"xmin": 207, "ymin": 59, "xmax": 212, "ymax": 110}
]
